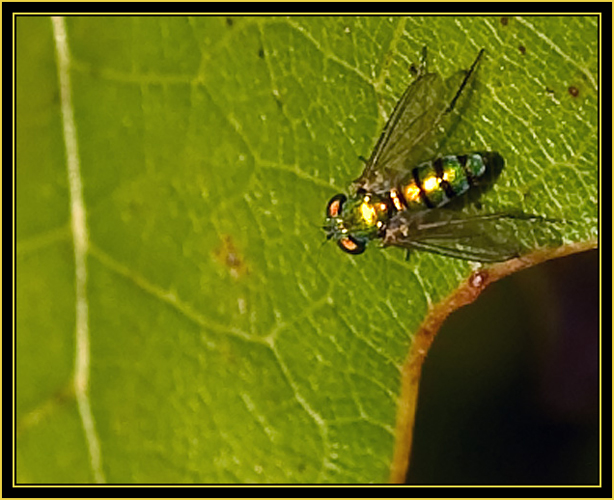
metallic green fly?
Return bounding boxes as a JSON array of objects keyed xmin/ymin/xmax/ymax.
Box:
[{"xmin": 324, "ymin": 48, "xmax": 546, "ymax": 262}]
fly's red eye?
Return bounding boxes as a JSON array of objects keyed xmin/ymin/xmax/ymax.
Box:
[
  {"xmin": 338, "ymin": 236, "xmax": 366, "ymax": 255},
  {"xmin": 329, "ymin": 199, "xmax": 341, "ymax": 217},
  {"xmin": 326, "ymin": 194, "xmax": 347, "ymax": 218}
]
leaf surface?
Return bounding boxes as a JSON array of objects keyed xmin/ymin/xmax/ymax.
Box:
[{"xmin": 16, "ymin": 16, "xmax": 598, "ymax": 483}]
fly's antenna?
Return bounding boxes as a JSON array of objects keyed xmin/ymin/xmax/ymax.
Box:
[
  {"xmin": 311, "ymin": 216, "xmax": 332, "ymax": 271},
  {"xmin": 314, "ymin": 235, "xmax": 330, "ymax": 270},
  {"xmin": 312, "ymin": 237, "xmax": 331, "ymax": 289}
]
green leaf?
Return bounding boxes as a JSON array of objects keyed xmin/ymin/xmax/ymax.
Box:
[{"xmin": 16, "ymin": 16, "xmax": 597, "ymax": 483}]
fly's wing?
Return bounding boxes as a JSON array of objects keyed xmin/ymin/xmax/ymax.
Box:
[
  {"xmin": 383, "ymin": 210, "xmax": 561, "ymax": 263},
  {"xmin": 354, "ymin": 71, "xmax": 444, "ymax": 192},
  {"xmin": 355, "ymin": 50, "xmax": 484, "ymax": 194}
]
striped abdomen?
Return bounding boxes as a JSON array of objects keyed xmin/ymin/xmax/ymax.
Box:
[{"xmin": 390, "ymin": 153, "xmax": 500, "ymax": 211}]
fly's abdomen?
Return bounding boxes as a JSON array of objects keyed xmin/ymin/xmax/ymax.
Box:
[{"xmin": 394, "ymin": 153, "xmax": 496, "ymax": 210}]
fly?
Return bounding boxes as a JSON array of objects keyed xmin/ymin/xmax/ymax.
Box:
[{"xmin": 324, "ymin": 48, "xmax": 547, "ymax": 263}]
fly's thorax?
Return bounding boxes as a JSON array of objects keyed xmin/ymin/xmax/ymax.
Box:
[
  {"xmin": 324, "ymin": 191, "xmax": 393, "ymax": 254},
  {"xmin": 396, "ymin": 153, "xmax": 489, "ymax": 210},
  {"xmin": 337, "ymin": 191, "xmax": 391, "ymax": 238}
]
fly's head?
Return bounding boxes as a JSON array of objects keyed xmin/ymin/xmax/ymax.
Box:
[{"xmin": 324, "ymin": 191, "xmax": 391, "ymax": 255}]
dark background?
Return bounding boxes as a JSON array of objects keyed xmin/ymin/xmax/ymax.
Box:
[{"xmin": 406, "ymin": 249, "xmax": 601, "ymax": 485}]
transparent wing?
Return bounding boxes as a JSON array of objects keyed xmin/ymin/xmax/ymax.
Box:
[
  {"xmin": 355, "ymin": 50, "xmax": 484, "ymax": 194},
  {"xmin": 383, "ymin": 210, "xmax": 561, "ymax": 263}
]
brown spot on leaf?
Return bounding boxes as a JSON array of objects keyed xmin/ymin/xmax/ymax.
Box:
[
  {"xmin": 469, "ymin": 269, "xmax": 489, "ymax": 290},
  {"xmin": 500, "ymin": 17, "xmax": 509, "ymax": 26},
  {"xmin": 17, "ymin": 383, "xmax": 74, "ymax": 435},
  {"xmin": 213, "ymin": 235, "xmax": 249, "ymax": 279},
  {"xmin": 568, "ymin": 85, "xmax": 579, "ymax": 97},
  {"xmin": 519, "ymin": 45, "xmax": 526, "ymax": 55}
]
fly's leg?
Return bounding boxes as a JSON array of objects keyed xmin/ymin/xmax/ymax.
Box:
[
  {"xmin": 412, "ymin": 46, "xmax": 428, "ymax": 78},
  {"xmin": 445, "ymin": 48, "xmax": 485, "ymax": 113},
  {"xmin": 409, "ymin": 46, "xmax": 429, "ymax": 78},
  {"xmin": 420, "ymin": 46, "xmax": 428, "ymax": 75}
]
